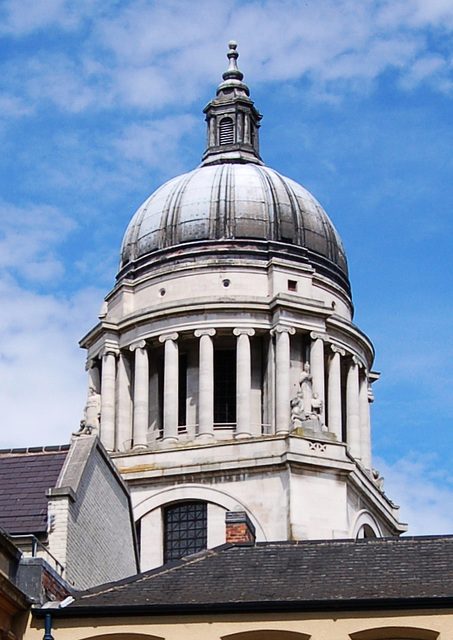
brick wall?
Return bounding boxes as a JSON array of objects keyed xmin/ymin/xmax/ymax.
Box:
[{"xmin": 225, "ymin": 511, "xmax": 256, "ymax": 544}]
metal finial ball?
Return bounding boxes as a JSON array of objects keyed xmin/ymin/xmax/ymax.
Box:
[{"xmin": 229, "ymin": 41, "xmax": 238, "ymax": 50}]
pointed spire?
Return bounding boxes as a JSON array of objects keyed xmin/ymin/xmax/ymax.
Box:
[{"xmin": 201, "ymin": 42, "xmax": 263, "ymax": 166}]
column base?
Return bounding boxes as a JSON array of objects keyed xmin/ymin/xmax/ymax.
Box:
[
  {"xmin": 235, "ymin": 432, "xmax": 252, "ymax": 440},
  {"xmin": 196, "ymin": 433, "xmax": 215, "ymax": 444},
  {"xmin": 132, "ymin": 443, "xmax": 148, "ymax": 451}
]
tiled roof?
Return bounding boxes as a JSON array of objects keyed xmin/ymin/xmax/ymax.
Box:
[
  {"xmin": 64, "ymin": 535, "xmax": 453, "ymax": 614},
  {"xmin": 0, "ymin": 446, "xmax": 69, "ymax": 535}
]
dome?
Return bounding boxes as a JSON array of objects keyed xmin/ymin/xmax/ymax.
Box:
[
  {"xmin": 119, "ymin": 41, "xmax": 348, "ymax": 281},
  {"xmin": 120, "ymin": 163, "xmax": 348, "ymax": 276}
]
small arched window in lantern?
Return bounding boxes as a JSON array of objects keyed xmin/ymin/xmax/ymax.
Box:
[{"xmin": 219, "ymin": 117, "xmax": 234, "ymax": 145}]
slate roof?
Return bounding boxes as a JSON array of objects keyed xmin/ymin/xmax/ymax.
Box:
[
  {"xmin": 0, "ymin": 445, "xmax": 69, "ymax": 535},
  {"xmin": 59, "ymin": 535, "xmax": 453, "ymax": 615}
]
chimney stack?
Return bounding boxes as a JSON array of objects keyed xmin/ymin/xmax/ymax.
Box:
[{"xmin": 225, "ymin": 511, "xmax": 256, "ymax": 544}]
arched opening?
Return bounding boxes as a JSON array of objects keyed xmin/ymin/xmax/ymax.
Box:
[
  {"xmin": 349, "ymin": 626, "xmax": 439, "ymax": 640},
  {"xmin": 357, "ymin": 523, "xmax": 377, "ymax": 539},
  {"xmin": 219, "ymin": 117, "xmax": 234, "ymax": 145}
]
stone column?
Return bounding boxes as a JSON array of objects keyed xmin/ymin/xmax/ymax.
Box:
[
  {"xmin": 116, "ymin": 352, "xmax": 133, "ymax": 451},
  {"xmin": 100, "ymin": 348, "xmax": 117, "ymax": 451},
  {"xmin": 130, "ymin": 340, "xmax": 149, "ymax": 450},
  {"xmin": 233, "ymin": 328, "xmax": 255, "ymax": 438},
  {"xmin": 346, "ymin": 357, "xmax": 361, "ymax": 460},
  {"xmin": 272, "ymin": 325, "xmax": 296, "ymax": 434},
  {"xmin": 327, "ymin": 344, "xmax": 344, "ymax": 440},
  {"xmin": 310, "ymin": 332, "xmax": 326, "ymax": 424},
  {"xmin": 159, "ymin": 332, "xmax": 179, "ymax": 442},
  {"xmin": 195, "ymin": 328, "xmax": 216, "ymax": 440},
  {"xmin": 359, "ymin": 371, "xmax": 372, "ymax": 469}
]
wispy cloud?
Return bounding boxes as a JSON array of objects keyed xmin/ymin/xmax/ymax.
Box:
[
  {"xmin": 376, "ymin": 454, "xmax": 453, "ymax": 535},
  {"xmin": 0, "ymin": 280, "xmax": 102, "ymax": 449},
  {"xmin": 2, "ymin": 0, "xmax": 452, "ymax": 122},
  {"xmin": 0, "ymin": 201, "xmax": 75, "ymax": 284}
]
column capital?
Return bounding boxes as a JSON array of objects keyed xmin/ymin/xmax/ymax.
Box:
[
  {"xmin": 330, "ymin": 343, "xmax": 346, "ymax": 356},
  {"xmin": 100, "ymin": 345, "xmax": 119, "ymax": 358},
  {"xmin": 233, "ymin": 327, "xmax": 255, "ymax": 337},
  {"xmin": 352, "ymin": 354, "xmax": 363, "ymax": 367},
  {"xmin": 270, "ymin": 325, "xmax": 296, "ymax": 336},
  {"xmin": 310, "ymin": 331, "xmax": 327, "ymax": 341},
  {"xmin": 129, "ymin": 339, "xmax": 147, "ymax": 352},
  {"xmin": 159, "ymin": 332, "xmax": 179, "ymax": 343},
  {"xmin": 194, "ymin": 328, "xmax": 216, "ymax": 338}
]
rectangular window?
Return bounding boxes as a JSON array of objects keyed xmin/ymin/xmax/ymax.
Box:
[
  {"xmin": 164, "ymin": 502, "xmax": 207, "ymax": 562},
  {"xmin": 214, "ymin": 349, "xmax": 236, "ymax": 424},
  {"xmin": 178, "ymin": 354, "xmax": 187, "ymax": 427}
]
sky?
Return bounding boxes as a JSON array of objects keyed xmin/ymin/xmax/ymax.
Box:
[{"xmin": 0, "ymin": 0, "xmax": 452, "ymax": 536}]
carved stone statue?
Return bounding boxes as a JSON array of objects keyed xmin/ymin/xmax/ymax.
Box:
[
  {"xmin": 290, "ymin": 363, "xmax": 325, "ymax": 432},
  {"xmin": 310, "ymin": 392, "xmax": 323, "ymax": 420},
  {"xmin": 299, "ymin": 362, "xmax": 313, "ymax": 414},
  {"xmin": 372, "ymin": 468, "xmax": 385, "ymax": 490},
  {"xmin": 290, "ymin": 391, "xmax": 306, "ymax": 428},
  {"xmin": 74, "ymin": 386, "xmax": 101, "ymax": 436}
]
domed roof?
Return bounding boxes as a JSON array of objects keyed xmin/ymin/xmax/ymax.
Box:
[
  {"xmin": 119, "ymin": 42, "xmax": 348, "ymax": 279},
  {"xmin": 120, "ymin": 163, "xmax": 348, "ymax": 276}
]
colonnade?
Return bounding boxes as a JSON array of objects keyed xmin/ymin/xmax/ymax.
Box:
[{"xmin": 86, "ymin": 326, "xmax": 372, "ymax": 468}]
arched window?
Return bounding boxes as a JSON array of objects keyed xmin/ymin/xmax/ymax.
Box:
[
  {"xmin": 219, "ymin": 117, "xmax": 234, "ymax": 145},
  {"xmin": 164, "ymin": 501, "xmax": 207, "ymax": 562}
]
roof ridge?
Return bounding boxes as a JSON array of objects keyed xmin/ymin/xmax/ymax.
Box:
[{"xmin": 0, "ymin": 444, "xmax": 70, "ymax": 456}]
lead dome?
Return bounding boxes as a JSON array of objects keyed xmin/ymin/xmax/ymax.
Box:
[{"xmin": 119, "ymin": 41, "xmax": 348, "ymax": 286}]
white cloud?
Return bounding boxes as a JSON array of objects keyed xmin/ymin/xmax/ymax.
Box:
[
  {"xmin": 0, "ymin": 201, "xmax": 75, "ymax": 284},
  {"xmin": 0, "ymin": 0, "xmax": 102, "ymax": 35},
  {"xmin": 0, "ymin": 280, "xmax": 102, "ymax": 449},
  {"xmin": 375, "ymin": 455, "xmax": 453, "ymax": 535},
  {"xmin": 1, "ymin": 0, "xmax": 451, "ymax": 119},
  {"xmin": 114, "ymin": 115, "xmax": 198, "ymax": 171}
]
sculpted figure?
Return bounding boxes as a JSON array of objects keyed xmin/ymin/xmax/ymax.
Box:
[
  {"xmin": 310, "ymin": 392, "xmax": 323, "ymax": 420},
  {"xmin": 290, "ymin": 391, "xmax": 306, "ymax": 428},
  {"xmin": 74, "ymin": 386, "xmax": 101, "ymax": 436},
  {"xmin": 372, "ymin": 468, "xmax": 385, "ymax": 490},
  {"xmin": 299, "ymin": 362, "xmax": 313, "ymax": 414}
]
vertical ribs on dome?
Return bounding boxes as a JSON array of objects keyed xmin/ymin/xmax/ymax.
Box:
[{"xmin": 201, "ymin": 42, "xmax": 264, "ymax": 167}]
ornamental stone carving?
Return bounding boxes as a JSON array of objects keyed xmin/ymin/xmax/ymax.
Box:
[{"xmin": 74, "ymin": 386, "xmax": 101, "ymax": 436}]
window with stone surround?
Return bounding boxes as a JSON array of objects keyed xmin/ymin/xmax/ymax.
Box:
[{"xmin": 163, "ymin": 501, "xmax": 207, "ymax": 563}]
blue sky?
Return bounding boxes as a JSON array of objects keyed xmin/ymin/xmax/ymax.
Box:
[{"xmin": 0, "ymin": 0, "xmax": 452, "ymax": 535}]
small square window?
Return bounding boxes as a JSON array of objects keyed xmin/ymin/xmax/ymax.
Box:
[{"xmin": 288, "ymin": 279, "xmax": 297, "ymax": 292}]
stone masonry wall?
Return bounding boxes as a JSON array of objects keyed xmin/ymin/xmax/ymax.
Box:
[{"xmin": 64, "ymin": 442, "xmax": 137, "ymax": 590}]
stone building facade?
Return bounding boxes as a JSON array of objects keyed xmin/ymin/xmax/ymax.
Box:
[{"xmin": 78, "ymin": 42, "xmax": 406, "ymax": 571}]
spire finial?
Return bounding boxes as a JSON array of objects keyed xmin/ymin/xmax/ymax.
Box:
[
  {"xmin": 201, "ymin": 42, "xmax": 263, "ymax": 166},
  {"xmin": 223, "ymin": 41, "xmax": 244, "ymax": 82}
]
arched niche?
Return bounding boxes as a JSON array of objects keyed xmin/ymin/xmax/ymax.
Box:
[
  {"xmin": 134, "ymin": 483, "xmax": 266, "ymax": 539},
  {"xmin": 134, "ymin": 483, "xmax": 266, "ymax": 570}
]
